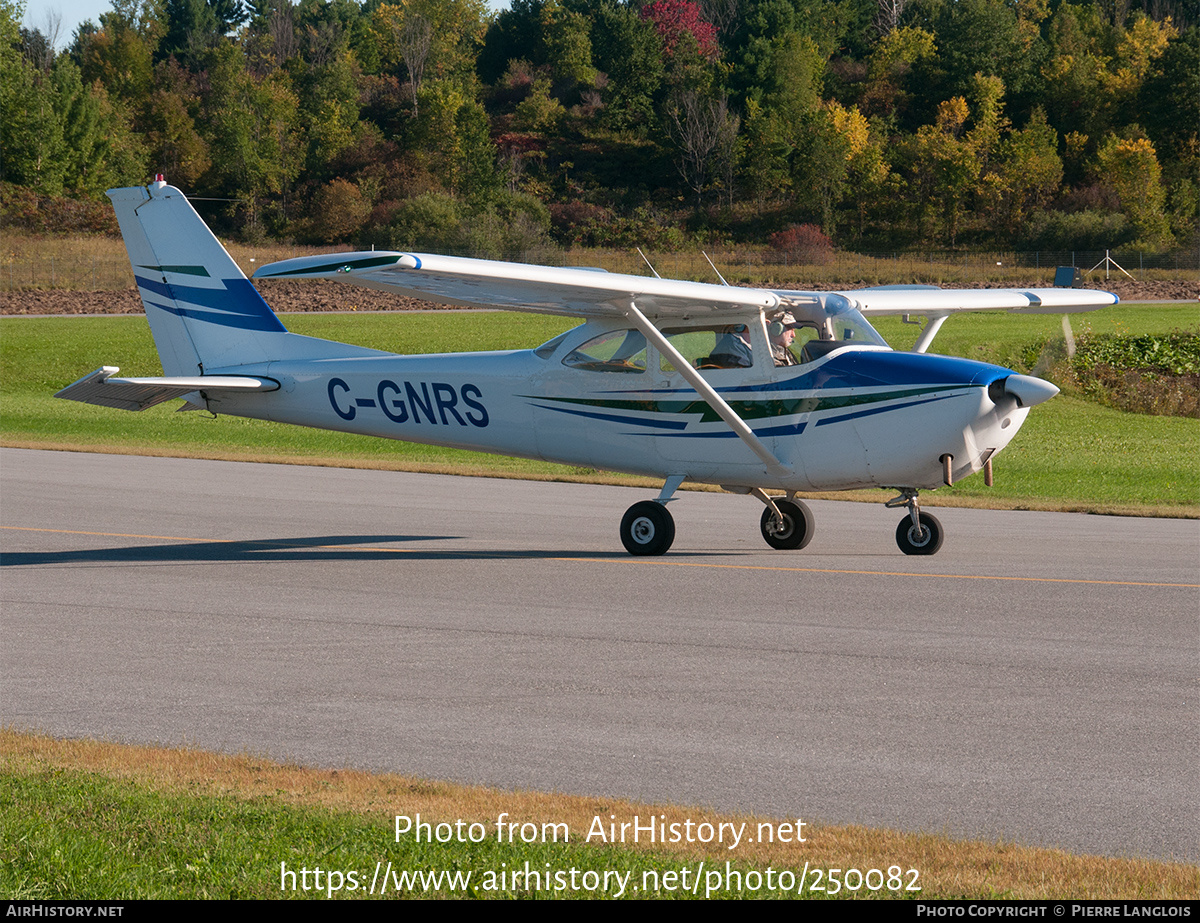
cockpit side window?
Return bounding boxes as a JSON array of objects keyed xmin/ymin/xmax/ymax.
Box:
[{"xmin": 562, "ymin": 329, "xmax": 647, "ymax": 373}]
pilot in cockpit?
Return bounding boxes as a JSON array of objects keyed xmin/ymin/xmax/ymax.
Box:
[{"xmin": 768, "ymin": 311, "xmax": 800, "ymax": 366}]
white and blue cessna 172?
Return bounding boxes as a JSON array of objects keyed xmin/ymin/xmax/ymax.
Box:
[{"xmin": 58, "ymin": 179, "xmax": 1118, "ymax": 556}]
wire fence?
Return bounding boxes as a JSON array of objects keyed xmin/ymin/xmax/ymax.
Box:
[
  {"xmin": 530, "ymin": 248, "xmax": 1200, "ymax": 287},
  {"xmin": 3, "ymin": 246, "xmax": 1197, "ymax": 292},
  {"xmin": 0, "ymin": 245, "xmax": 334, "ymax": 293}
]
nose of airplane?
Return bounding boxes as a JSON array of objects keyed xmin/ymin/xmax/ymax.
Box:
[{"xmin": 996, "ymin": 374, "xmax": 1059, "ymax": 407}]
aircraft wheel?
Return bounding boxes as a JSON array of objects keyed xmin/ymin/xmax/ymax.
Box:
[
  {"xmin": 896, "ymin": 512, "xmax": 943, "ymax": 555},
  {"xmin": 760, "ymin": 499, "xmax": 815, "ymax": 550},
  {"xmin": 620, "ymin": 501, "xmax": 675, "ymax": 556}
]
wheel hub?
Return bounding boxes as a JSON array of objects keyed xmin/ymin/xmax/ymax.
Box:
[
  {"xmin": 631, "ymin": 517, "xmax": 656, "ymax": 543},
  {"xmin": 768, "ymin": 514, "xmax": 793, "ymax": 539}
]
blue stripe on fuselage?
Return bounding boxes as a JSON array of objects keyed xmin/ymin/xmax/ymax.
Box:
[
  {"xmin": 738, "ymin": 350, "xmax": 1011, "ymax": 392},
  {"xmin": 613, "ymin": 350, "xmax": 1013, "ymax": 397},
  {"xmin": 653, "ymin": 420, "xmax": 809, "ymax": 438},
  {"xmin": 136, "ymin": 275, "xmax": 286, "ymax": 333},
  {"xmin": 814, "ymin": 393, "xmax": 958, "ymax": 426}
]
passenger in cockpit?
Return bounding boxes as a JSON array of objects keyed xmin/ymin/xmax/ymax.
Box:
[{"xmin": 708, "ymin": 324, "xmax": 753, "ymax": 368}]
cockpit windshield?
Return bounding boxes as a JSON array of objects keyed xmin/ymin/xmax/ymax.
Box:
[
  {"xmin": 534, "ymin": 293, "xmax": 889, "ymax": 368},
  {"xmin": 779, "ymin": 293, "xmax": 889, "ymax": 349}
]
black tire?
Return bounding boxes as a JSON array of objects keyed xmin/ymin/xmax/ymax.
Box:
[
  {"xmin": 896, "ymin": 512, "xmax": 943, "ymax": 555},
  {"xmin": 620, "ymin": 501, "xmax": 676, "ymax": 556},
  {"xmin": 759, "ymin": 499, "xmax": 815, "ymax": 550}
]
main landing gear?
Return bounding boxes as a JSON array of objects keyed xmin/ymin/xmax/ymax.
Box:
[
  {"xmin": 619, "ymin": 500, "xmax": 676, "ymax": 556},
  {"xmin": 619, "ymin": 475, "xmax": 683, "ymax": 555},
  {"xmin": 619, "ymin": 481, "xmax": 817, "ymax": 556},
  {"xmin": 752, "ymin": 489, "xmax": 814, "ymax": 550},
  {"xmin": 886, "ymin": 489, "xmax": 943, "ymax": 556}
]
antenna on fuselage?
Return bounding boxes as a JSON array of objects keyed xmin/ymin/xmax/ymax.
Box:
[
  {"xmin": 636, "ymin": 247, "xmax": 661, "ymax": 279},
  {"xmin": 702, "ymin": 251, "xmax": 730, "ymax": 286}
]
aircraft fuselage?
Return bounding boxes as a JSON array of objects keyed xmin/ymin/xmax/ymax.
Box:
[{"xmin": 207, "ymin": 318, "xmax": 1029, "ymax": 494}]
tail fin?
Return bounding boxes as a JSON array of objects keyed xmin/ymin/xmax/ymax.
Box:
[{"xmin": 108, "ymin": 180, "xmax": 288, "ymax": 375}]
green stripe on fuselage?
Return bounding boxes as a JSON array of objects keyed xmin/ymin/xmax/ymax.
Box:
[{"xmin": 528, "ymin": 386, "xmax": 957, "ymax": 424}]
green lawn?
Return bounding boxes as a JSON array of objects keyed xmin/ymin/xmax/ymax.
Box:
[
  {"xmin": 2, "ymin": 306, "xmax": 1196, "ymax": 512},
  {"xmin": 5, "ymin": 732, "xmax": 1196, "ymax": 900},
  {"xmin": 3, "ymin": 767, "xmax": 738, "ymax": 900}
]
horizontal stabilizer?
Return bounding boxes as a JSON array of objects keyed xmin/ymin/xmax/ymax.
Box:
[{"xmin": 55, "ymin": 367, "xmax": 278, "ymax": 412}]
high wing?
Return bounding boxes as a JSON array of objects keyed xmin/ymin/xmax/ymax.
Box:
[
  {"xmin": 56, "ymin": 366, "xmax": 278, "ymax": 412},
  {"xmin": 250, "ymin": 249, "xmax": 1118, "ymax": 477},
  {"xmin": 253, "ymin": 251, "xmax": 1118, "ymax": 326},
  {"xmin": 251, "ymin": 251, "xmax": 779, "ymax": 318}
]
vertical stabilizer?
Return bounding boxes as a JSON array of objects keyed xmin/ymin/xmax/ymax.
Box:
[{"xmin": 107, "ymin": 180, "xmax": 288, "ymax": 374}]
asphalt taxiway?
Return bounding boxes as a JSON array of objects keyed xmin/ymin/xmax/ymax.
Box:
[{"xmin": 2, "ymin": 448, "xmax": 1196, "ymax": 862}]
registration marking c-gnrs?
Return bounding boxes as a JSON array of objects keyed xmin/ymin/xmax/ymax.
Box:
[{"xmin": 328, "ymin": 378, "xmax": 489, "ymax": 427}]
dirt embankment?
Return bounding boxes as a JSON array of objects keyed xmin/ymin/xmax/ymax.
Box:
[
  {"xmin": 988, "ymin": 279, "xmax": 1196, "ymax": 302},
  {"xmin": 1, "ymin": 278, "xmax": 1195, "ymax": 316},
  {"xmin": 0, "ymin": 280, "xmax": 445, "ymax": 315}
]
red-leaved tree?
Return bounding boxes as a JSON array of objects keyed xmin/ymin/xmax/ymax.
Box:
[
  {"xmin": 639, "ymin": 0, "xmax": 718, "ymax": 60},
  {"xmin": 768, "ymin": 224, "xmax": 834, "ymax": 265}
]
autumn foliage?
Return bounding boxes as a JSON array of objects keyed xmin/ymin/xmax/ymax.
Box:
[
  {"xmin": 2, "ymin": 0, "xmax": 1193, "ymax": 253},
  {"xmin": 639, "ymin": 0, "xmax": 719, "ymax": 60},
  {"xmin": 768, "ymin": 224, "xmax": 834, "ymax": 265}
]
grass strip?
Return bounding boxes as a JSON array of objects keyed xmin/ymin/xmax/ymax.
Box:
[{"xmin": 3, "ymin": 730, "xmax": 1196, "ymax": 900}]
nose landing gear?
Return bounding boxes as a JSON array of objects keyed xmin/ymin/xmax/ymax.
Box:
[{"xmin": 886, "ymin": 489, "xmax": 943, "ymax": 555}]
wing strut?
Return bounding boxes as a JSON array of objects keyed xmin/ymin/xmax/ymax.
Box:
[
  {"xmin": 621, "ymin": 300, "xmax": 792, "ymax": 479},
  {"xmin": 911, "ymin": 314, "xmax": 950, "ymax": 353}
]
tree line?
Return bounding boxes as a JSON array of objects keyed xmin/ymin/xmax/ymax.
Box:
[{"xmin": 1, "ymin": 0, "xmax": 1196, "ymax": 256}]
